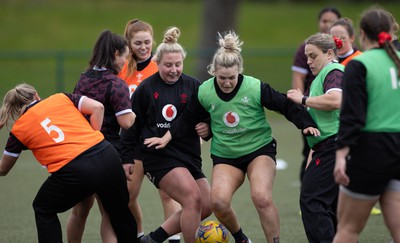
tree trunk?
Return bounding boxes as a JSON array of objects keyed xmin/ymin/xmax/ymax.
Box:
[{"xmin": 196, "ymin": 0, "xmax": 241, "ymax": 82}]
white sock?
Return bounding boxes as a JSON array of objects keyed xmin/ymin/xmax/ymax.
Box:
[{"xmin": 168, "ymin": 234, "xmax": 181, "ymax": 240}]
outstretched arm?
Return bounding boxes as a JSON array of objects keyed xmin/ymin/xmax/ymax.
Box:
[{"xmin": 261, "ymin": 82, "xmax": 317, "ymax": 130}]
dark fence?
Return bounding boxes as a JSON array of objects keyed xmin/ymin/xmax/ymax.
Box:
[{"xmin": 0, "ymin": 48, "xmax": 296, "ymax": 96}]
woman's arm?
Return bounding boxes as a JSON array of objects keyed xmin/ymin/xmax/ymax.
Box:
[
  {"xmin": 80, "ymin": 96, "xmax": 104, "ymax": 131},
  {"xmin": 336, "ymin": 60, "xmax": 368, "ymax": 149},
  {"xmin": 262, "ymin": 82, "xmax": 317, "ymax": 130},
  {"xmin": 117, "ymin": 112, "xmax": 136, "ymax": 130},
  {"xmin": 0, "ymin": 154, "xmax": 18, "ymax": 176},
  {"xmin": 302, "ymin": 90, "xmax": 342, "ymax": 111},
  {"xmin": 169, "ymin": 88, "xmax": 210, "ymax": 139},
  {"xmin": 287, "ymin": 69, "xmax": 343, "ymax": 111},
  {"xmin": 143, "ymin": 88, "xmax": 210, "ymax": 148}
]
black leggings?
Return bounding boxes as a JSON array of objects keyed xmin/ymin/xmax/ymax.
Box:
[
  {"xmin": 32, "ymin": 143, "xmax": 138, "ymax": 243},
  {"xmin": 300, "ymin": 139, "xmax": 338, "ymax": 243}
]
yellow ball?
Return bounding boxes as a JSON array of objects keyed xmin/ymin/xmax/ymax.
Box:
[{"xmin": 195, "ymin": 220, "xmax": 229, "ymax": 243}]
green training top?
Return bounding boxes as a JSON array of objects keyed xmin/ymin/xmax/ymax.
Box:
[
  {"xmin": 307, "ymin": 62, "xmax": 344, "ymax": 148},
  {"xmin": 198, "ymin": 75, "xmax": 272, "ymax": 158},
  {"xmin": 354, "ymin": 49, "xmax": 400, "ymax": 132}
]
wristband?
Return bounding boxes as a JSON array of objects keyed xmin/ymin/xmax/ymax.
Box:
[{"xmin": 302, "ymin": 95, "xmax": 308, "ymax": 106}]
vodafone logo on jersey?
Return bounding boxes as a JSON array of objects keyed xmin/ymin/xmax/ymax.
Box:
[
  {"xmin": 223, "ymin": 111, "xmax": 239, "ymax": 127},
  {"xmin": 162, "ymin": 104, "xmax": 177, "ymax": 121}
]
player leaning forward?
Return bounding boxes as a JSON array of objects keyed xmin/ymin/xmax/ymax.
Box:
[
  {"xmin": 145, "ymin": 30, "xmax": 320, "ymax": 243},
  {"xmin": 0, "ymin": 84, "xmax": 137, "ymax": 243}
]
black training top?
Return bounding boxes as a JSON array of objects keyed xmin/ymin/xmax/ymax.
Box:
[{"xmin": 121, "ymin": 72, "xmax": 203, "ymax": 172}]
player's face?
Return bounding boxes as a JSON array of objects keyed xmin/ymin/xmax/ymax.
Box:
[
  {"xmin": 115, "ymin": 46, "xmax": 129, "ymax": 72},
  {"xmin": 215, "ymin": 65, "xmax": 239, "ymax": 94},
  {"xmin": 305, "ymin": 44, "xmax": 333, "ymax": 76},
  {"xmin": 319, "ymin": 12, "xmax": 339, "ymax": 34},
  {"xmin": 331, "ymin": 25, "xmax": 353, "ymax": 56},
  {"xmin": 130, "ymin": 31, "xmax": 153, "ymax": 62},
  {"xmin": 157, "ymin": 52, "xmax": 183, "ymax": 84}
]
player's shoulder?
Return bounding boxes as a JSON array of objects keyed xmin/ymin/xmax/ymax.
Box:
[{"xmin": 181, "ymin": 73, "xmax": 201, "ymax": 85}]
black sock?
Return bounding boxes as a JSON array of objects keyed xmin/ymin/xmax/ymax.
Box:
[
  {"xmin": 150, "ymin": 227, "xmax": 169, "ymax": 242},
  {"xmin": 232, "ymin": 228, "xmax": 248, "ymax": 242},
  {"xmin": 168, "ymin": 240, "xmax": 180, "ymax": 243}
]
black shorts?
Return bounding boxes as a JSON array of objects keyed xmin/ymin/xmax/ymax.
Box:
[
  {"xmin": 145, "ymin": 167, "xmax": 206, "ymax": 189},
  {"xmin": 345, "ymin": 132, "xmax": 400, "ymax": 196},
  {"xmin": 211, "ymin": 139, "xmax": 277, "ymax": 173}
]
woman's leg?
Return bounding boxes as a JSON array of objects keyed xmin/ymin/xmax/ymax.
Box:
[
  {"xmin": 196, "ymin": 178, "xmax": 212, "ymax": 220},
  {"xmin": 158, "ymin": 167, "xmax": 203, "ymax": 243},
  {"xmin": 158, "ymin": 189, "xmax": 182, "ymax": 242},
  {"xmin": 34, "ymin": 161, "xmax": 95, "ymax": 243},
  {"xmin": 247, "ymin": 155, "xmax": 280, "ymax": 243},
  {"xmin": 210, "ymin": 164, "xmax": 245, "ymax": 235},
  {"xmin": 300, "ymin": 147, "xmax": 338, "ymax": 243},
  {"xmin": 66, "ymin": 196, "xmax": 95, "ymax": 243},
  {"xmin": 96, "ymin": 196, "xmax": 117, "ymax": 243},
  {"xmin": 333, "ymin": 189, "xmax": 377, "ymax": 243},
  {"xmin": 95, "ymin": 145, "xmax": 138, "ymax": 243},
  {"xmin": 380, "ymin": 186, "xmax": 400, "ymax": 242},
  {"xmin": 127, "ymin": 159, "xmax": 145, "ymax": 237}
]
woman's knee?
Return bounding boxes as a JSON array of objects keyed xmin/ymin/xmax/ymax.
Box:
[
  {"xmin": 211, "ymin": 195, "xmax": 230, "ymax": 213},
  {"xmin": 251, "ymin": 192, "xmax": 273, "ymax": 210},
  {"xmin": 173, "ymin": 187, "xmax": 201, "ymax": 212}
]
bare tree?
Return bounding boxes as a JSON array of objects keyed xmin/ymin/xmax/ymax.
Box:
[{"xmin": 196, "ymin": 0, "xmax": 241, "ymax": 82}]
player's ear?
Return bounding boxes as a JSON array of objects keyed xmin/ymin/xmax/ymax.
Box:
[
  {"xmin": 34, "ymin": 92, "xmax": 41, "ymax": 101},
  {"xmin": 114, "ymin": 50, "xmax": 120, "ymax": 58}
]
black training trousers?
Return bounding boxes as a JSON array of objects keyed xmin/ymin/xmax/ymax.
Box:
[
  {"xmin": 300, "ymin": 139, "xmax": 339, "ymax": 243},
  {"xmin": 32, "ymin": 143, "xmax": 138, "ymax": 243}
]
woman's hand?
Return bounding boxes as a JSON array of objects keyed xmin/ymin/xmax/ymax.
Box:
[
  {"xmin": 287, "ymin": 89, "xmax": 304, "ymax": 104},
  {"xmin": 122, "ymin": 163, "xmax": 134, "ymax": 181},
  {"xmin": 144, "ymin": 131, "xmax": 172, "ymax": 150},
  {"xmin": 303, "ymin": 127, "xmax": 320, "ymax": 137},
  {"xmin": 195, "ymin": 122, "xmax": 210, "ymax": 139},
  {"xmin": 334, "ymin": 147, "xmax": 350, "ymax": 186}
]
